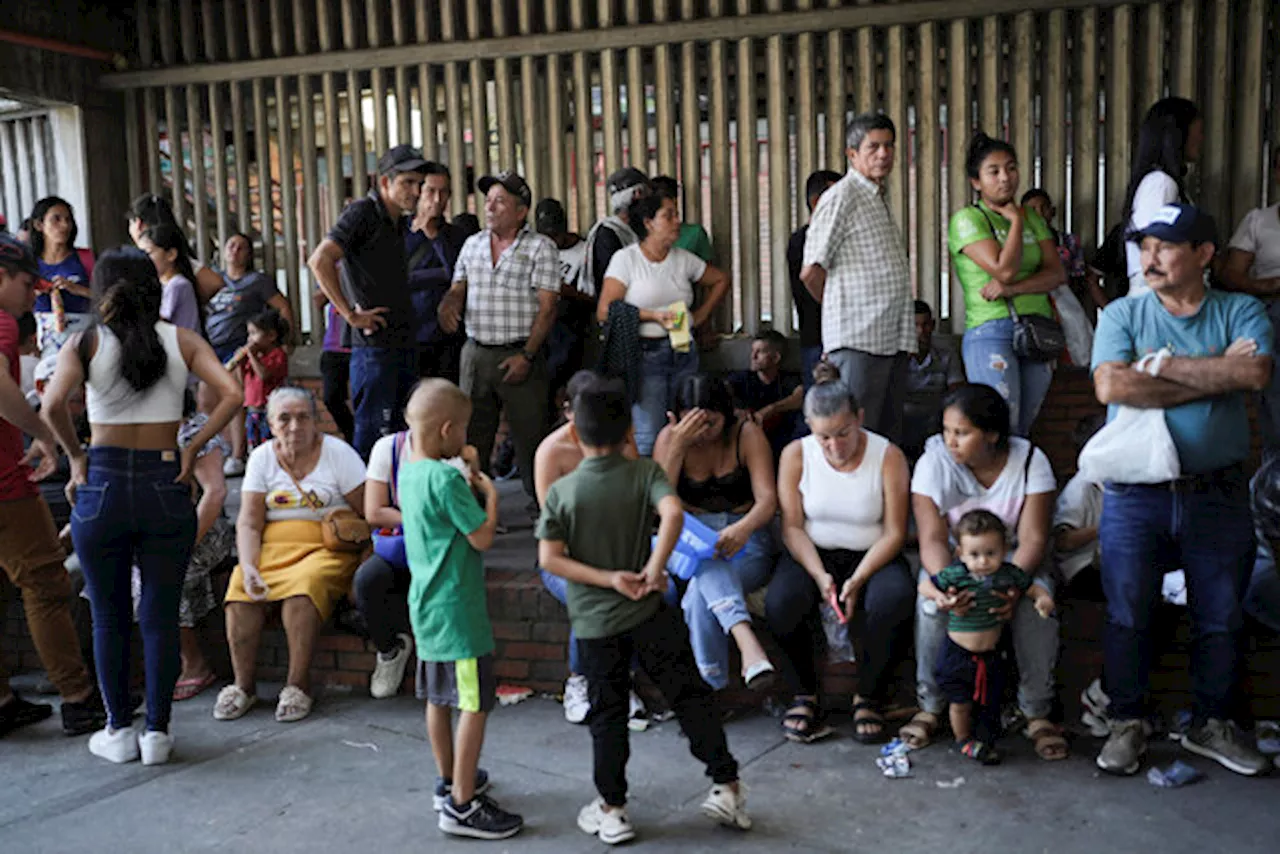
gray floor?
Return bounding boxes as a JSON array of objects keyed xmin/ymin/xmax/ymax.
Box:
[{"xmin": 2, "ymin": 676, "xmax": 1277, "ymax": 854}]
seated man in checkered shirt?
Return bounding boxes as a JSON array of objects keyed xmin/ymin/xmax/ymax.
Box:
[
  {"xmin": 800, "ymin": 112, "xmax": 916, "ymax": 446},
  {"xmin": 439, "ymin": 170, "xmax": 560, "ymax": 506}
]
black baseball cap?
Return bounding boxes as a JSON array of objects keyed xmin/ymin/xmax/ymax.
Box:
[
  {"xmin": 377, "ymin": 144, "xmax": 429, "ymax": 177},
  {"xmin": 1127, "ymin": 203, "xmax": 1218, "ymax": 247},
  {"xmin": 478, "ymin": 170, "xmax": 533, "ymax": 208},
  {"xmin": 535, "ymin": 198, "xmax": 568, "ymax": 235},
  {"xmin": 606, "ymin": 167, "xmax": 649, "ymax": 197},
  {"xmin": 0, "ymin": 232, "xmax": 39, "ymax": 277}
]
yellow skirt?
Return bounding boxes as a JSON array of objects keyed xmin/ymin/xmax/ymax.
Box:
[{"xmin": 224, "ymin": 520, "xmax": 360, "ymax": 621}]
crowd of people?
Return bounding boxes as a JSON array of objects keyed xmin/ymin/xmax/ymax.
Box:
[{"xmin": 2, "ymin": 90, "xmax": 1280, "ymax": 843}]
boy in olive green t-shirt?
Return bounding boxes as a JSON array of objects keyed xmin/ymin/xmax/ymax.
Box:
[
  {"xmin": 398, "ymin": 380, "xmax": 522, "ymax": 841},
  {"xmin": 536, "ymin": 379, "xmax": 750, "ymax": 845}
]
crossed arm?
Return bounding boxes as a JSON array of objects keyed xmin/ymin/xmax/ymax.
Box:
[{"xmin": 1094, "ymin": 350, "xmax": 1272, "ymax": 408}]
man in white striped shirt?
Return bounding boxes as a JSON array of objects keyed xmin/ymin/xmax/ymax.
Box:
[{"xmin": 801, "ymin": 112, "xmax": 916, "ymax": 444}]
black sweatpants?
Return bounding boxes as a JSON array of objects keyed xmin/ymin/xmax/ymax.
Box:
[{"xmin": 577, "ymin": 604, "xmax": 739, "ymax": 807}]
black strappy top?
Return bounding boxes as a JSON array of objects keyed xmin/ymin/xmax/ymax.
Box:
[{"xmin": 677, "ymin": 423, "xmax": 755, "ymax": 513}]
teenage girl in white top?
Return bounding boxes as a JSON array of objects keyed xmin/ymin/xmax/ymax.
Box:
[
  {"xmin": 764, "ymin": 360, "xmax": 914, "ymax": 744},
  {"xmin": 42, "ymin": 248, "xmax": 241, "ymax": 767}
]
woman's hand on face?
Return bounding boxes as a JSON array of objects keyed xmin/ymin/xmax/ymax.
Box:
[
  {"xmin": 666, "ymin": 408, "xmax": 709, "ymax": 448},
  {"xmin": 241, "ymin": 565, "xmax": 270, "ymax": 602},
  {"xmin": 714, "ymin": 522, "xmax": 749, "ymax": 560},
  {"xmin": 989, "ymin": 200, "xmax": 1023, "ymax": 222}
]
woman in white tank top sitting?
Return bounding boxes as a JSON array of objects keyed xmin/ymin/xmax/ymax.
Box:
[
  {"xmin": 764, "ymin": 361, "xmax": 914, "ymax": 745},
  {"xmin": 41, "ymin": 248, "xmax": 242, "ymax": 766}
]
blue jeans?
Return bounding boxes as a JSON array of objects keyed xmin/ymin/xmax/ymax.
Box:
[
  {"xmin": 792, "ymin": 345, "xmax": 823, "ymax": 439},
  {"xmin": 681, "ymin": 512, "xmax": 775, "ymax": 690},
  {"xmin": 634, "ymin": 339, "xmax": 699, "ymax": 456},
  {"xmin": 1099, "ymin": 472, "xmax": 1254, "ymax": 723},
  {"xmin": 961, "ymin": 318, "xmax": 1054, "ymax": 437},
  {"xmin": 350, "ymin": 346, "xmax": 418, "ymax": 460},
  {"xmin": 71, "ymin": 448, "xmax": 196, "ymax": 732},
  {"xmin": 541, "ymin": 568, "xmax": 680, "ymax": 675}
]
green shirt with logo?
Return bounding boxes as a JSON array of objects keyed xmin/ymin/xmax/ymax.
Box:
[{"xmin": 948, "ymin": 201, "xmax": 1056, "ymax": 329}]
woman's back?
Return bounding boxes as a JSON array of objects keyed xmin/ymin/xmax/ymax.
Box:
[{"xmin": 86, "ymin": 323, "xmax": 188, "ymax": 430}]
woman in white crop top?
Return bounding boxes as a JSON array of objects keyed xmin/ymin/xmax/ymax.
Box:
[
  {"xmin": 763, "ymin": 361, "xmax": 914, "ymax": 745},
  {"xmin": 41, "ymin": 248, "xmax": 241, "ymax": 766}
]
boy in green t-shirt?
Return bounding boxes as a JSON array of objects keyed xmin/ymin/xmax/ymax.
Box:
[
  {"xmin": 536, "ymin": 378, "xmax": 751, "ymax": 845},
  {"xmin": 398, "ymin": 379, "xmax": 522, "ymax": 841}
]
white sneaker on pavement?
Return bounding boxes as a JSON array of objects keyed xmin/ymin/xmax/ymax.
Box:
[
  {"xmin": 139, "ymin": 729, "xmax": 174, "ymax": 766},
  {"xmin": 627, "ymin": 690, "xmax": 649, "ymax": 732},
  {"xmin": 89, "ymin": 725, "xmax": 140, "ymax": 764},
  {"xmin": 563, "ymin": 674, "xmax": 590, "ymax": 724},
  {"xmin": 700, "ymin": 783, "xmax": 751, "ymax": 830},
  {"xmin": 222, "ymin": 458, "xmax": 246, "ymax": 477},
  {"xmin": 577, "ymin": 798, "xmax": 636, "ymax": 845},
  {"xmin": 370, "ymin": 633, "xmax": 413, "ymax": 699}
]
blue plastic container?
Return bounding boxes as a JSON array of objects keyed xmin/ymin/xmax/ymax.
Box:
[{"xmin": 652, "ymin": 512, "xmax": 755, "ymax": 580}]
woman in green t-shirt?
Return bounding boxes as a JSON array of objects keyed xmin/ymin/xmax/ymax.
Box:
[{"xmin": 948, "ymin": 133, "xmax": 1066, "ymax": 436}]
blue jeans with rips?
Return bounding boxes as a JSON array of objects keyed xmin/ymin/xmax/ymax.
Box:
[
  {"xmin": 961, "ymin": 318, "xmax": 1054, "ymax": 437},
  {"xmin": 633, "ymin": 339, "xmax": 699, "ymax": 456}
]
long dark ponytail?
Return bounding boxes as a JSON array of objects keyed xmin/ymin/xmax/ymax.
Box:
[
  {"xmin": 1120, "ymin": 97, "xmax": 1200, "ymax": 223},
  {"xmin": 89, "ymin": 248, "xmax": 167, "ymax": 393},
  {"xmin": 142, "ymin": 223, "xmax": 198, "ymax": 287}
]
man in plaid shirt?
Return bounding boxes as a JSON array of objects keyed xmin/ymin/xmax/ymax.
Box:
[
  {"xmin": 440, "ymin": 171, "xmax": 560, "ymax": 504},
  {"xmin": 800, "ymin": 113, "xmax": 916, "ymax": 444}
]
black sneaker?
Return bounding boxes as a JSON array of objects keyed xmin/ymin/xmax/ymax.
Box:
[
  {"xmin": 433, "ymin": 767, "xmax": 491, "ymax": 811},
  {"xmin": 61, "ymin": 692, "xmax": 108, "ymax": 736},
  {"xmin": 438, "ymin": 794, "xmax": 523, "ymax": 840},
  {"xmin": 0, "ymin": 694, "xmax": 54, "ymax": 737}
]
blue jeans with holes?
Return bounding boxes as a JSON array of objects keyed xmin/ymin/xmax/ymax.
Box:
[
  {"xmin": 71, "ymin": 448, "xmax": 196, "ymax": 732},
  {"xmin": 350, "ymin": 346, "xmax": 419, "ymax": 460},
  {"xmin": 1099, "ymin": 473, "xmax": 1255, "ymax": 724},
  {"xmin": 961, "ymin": 318, "xmax": 1054, "ymax": 437},
  {"xmin": 634, "ymin": 339, "xmax": 699, "ymax": 456},
  {"xmin": 680, "ymin": 512, "xmax": 775, "ymax": 690}
]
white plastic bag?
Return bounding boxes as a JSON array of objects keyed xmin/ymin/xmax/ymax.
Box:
[
  {"xmin": 1050, "ymin": 284, "xmax": 1094, "ymax": 367},
  {"xmin": 1077, "ymin": 350, "xmax": 1180, "ymax": 485}
]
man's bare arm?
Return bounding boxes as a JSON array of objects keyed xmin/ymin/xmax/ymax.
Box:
[
  {"xmin": 1157, "ymin": 354, "xmax": 1272, "ymax": 395},
  {"xmin": 1093, "ymin": 362, "xmax": 1203, "ymax": 409}
]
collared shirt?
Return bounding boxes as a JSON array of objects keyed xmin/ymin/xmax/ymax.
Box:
[
  {"xmin": 802, "ymin": 169, "xmax": 914, "ymax": 356},
  {"xmin": 453, "ymin": 225, "xmax": 560, "ymax": 346},
  {"xmin": 327, "ymin": 190, "xmax": 413, "ymax": 349}
]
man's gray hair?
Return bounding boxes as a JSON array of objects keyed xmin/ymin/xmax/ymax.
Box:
[
  {"xmin": 266, "ymin": 385, "xmax": 317, "ymax": 422},
  {"xmin": 846, "ymin": 112, "xmax": 897, "ymax": 153}
]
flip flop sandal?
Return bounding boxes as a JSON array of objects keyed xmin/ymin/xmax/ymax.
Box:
[
  {"xmin": 275, "ymin": 686, "xmax": 313, "ymax": 723},
  {"xmin": 851, "ymin": 700, "xmax": 889, "ymax": 745},
  {"xmin": 173, "ymin": 673, "xmax": 217, "ymax": 702},
  {"xmin": 1025, "ymin": 719, "xmax": 1069, "ymax": 761},
  {"xmin": 782, "ymin": 698, "xmax": 835, "ymax": 744},
  {"xmin": 899, "ymin": 710, "xmax": 939, "ymax": 750},
  {"xmin": 213, "ymin": 685, "xmax": 257, "ymax": 721}
]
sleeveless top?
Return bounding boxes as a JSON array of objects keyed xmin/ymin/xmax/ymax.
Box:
[
  {"xmin": 86, "ymin": 323, "xmax": 189, "ymax": 424},
  {"xmin": 677, "ymin": 423, "xmax": 755, "ymax": 513},
  {"xmin": 800, "ymin": 429, "xmax": 889, "ymax": 551}
]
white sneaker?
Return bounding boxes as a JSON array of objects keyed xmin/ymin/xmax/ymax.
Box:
[
  {"xmin": 88, "ymin": 726, "xmax": 140, "ymax": 764},
  {"xmin": 370, "ymin": 634, "xmax": 413, "ymax": 699},
  {"xmin": 139, "ymin": 730, "xmax": 174, "ymax": 766},
  {"xmin": 577, "ymin": 798, "xmax": 636, "ymax": 845},
  {"xmin": 627, "ymin": 691, "xmax": 649, "ymax": 732},
  {"xmin": 563, "ymin": 675, "xmax": 590, "ymax": 724},
  {"xmin": 700, "ymin": 783, "xmax": 751, "ymax": 830},
  {"xmin": 222, "ymin": 457, "xmax": 246, "ymax": 477}
]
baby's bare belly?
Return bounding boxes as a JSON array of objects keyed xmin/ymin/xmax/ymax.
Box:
[{"xmin": 948, "ymin": 627, "xmax": 1002, "ymax": 653}]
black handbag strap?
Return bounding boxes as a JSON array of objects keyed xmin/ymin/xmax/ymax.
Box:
[{"xmin": 970, "ymin": 204, "xmax": 1026, "ymax": 322}]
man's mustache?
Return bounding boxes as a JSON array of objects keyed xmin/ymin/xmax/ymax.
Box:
[{"xmin": 1145, "ymin": 267, "xmax": 1166, "ymax": 277}]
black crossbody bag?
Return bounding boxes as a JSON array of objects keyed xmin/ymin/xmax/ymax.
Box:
[{"xmin": 973, "ymin": 205, "xmax": 1065, "ymax": 363}]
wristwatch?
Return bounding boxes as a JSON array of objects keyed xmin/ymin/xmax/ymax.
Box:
[{"xmin": 520, "ymin": 349, "xmax": 536, "ymax": 362}]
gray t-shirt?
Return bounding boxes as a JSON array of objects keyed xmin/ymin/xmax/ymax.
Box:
[{"xmin": 205, "ymin": 270, "xmax": 278, "ymax": 347}]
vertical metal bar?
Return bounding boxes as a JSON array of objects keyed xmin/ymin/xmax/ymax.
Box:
[
  {"xmin": 1009, "ymin": 12, "xmax": 1033, "ymax": 175},
  {"xmin": 980, "ymin": 16, "xmax": 1000, "ymax": 135},
  {"xmin": 736, "ymin": 0, "xmax": 761, "ymax": 330},
  {"xmin": 14, "ymin": 120, "xmax": 33, "ymax": 216},
  {"xmin": 1042, "ymin": 10, "xmax": 1067, "ymax": 213},
  {"xmin": 624, "ymin": 0, "xmax": 647, "ymax": 171},
  {"xmin": 125, "ymin": 90, "xmax": 144, "ymax": 204},
  {"xmin": 365, "ymin": 0, "xmax": 389, "ymax": 153},
  {"xmin": 1201, "ymin": 0, "xmax": 1231, "ymax": 226},
  {"xmin": 518, "ymin": 3, "xmax": 542, "ymax": 195},
  {"xmin": 1232, "ymin": 0, "xmax": 1265, "ymax": 224},
  {"xmin": 1175, "ymin": 0, "xmax": 1198, "ymax": 99},
  {"xmin": 465, "ymin": 0, "xmax": 490, "ymax": 207},
  {"xmin": 137, "ymin": 0, "xmax": 162, "ymax": 194},
  {"xmin": 918, "ymin": 21, "xmax": 941, "ymax": 311},
  {"xmin": 598, "ymin": 0, "xmax": 622, "ymax": 176},
  {"xmin": 491, "ymin": 0, "xmax": 515, "ymax": 170},
  {"xmin": 1073, "ymin": 7, "xmax": 1099, "ymax": 243},
  {"xmin": 569, "ymin": 1, "xmax": 594, "ymax": 228},
  {"xmin": 179, "ymin": 0, "xmax": 208, "ymax": 264},
  {"xmin": 415, "ymin": 0, "xmax": 439, "ymax": 159},
  {"xmin": 341, "ymin": 0, "xmax": 367, "ymax": 198},
  {"xmin": 653, "ymin": 0, "xmax": 676, "ymax": 180},
  {"xmin": 271, "ymin": 0, "xmax": 300, "ymax": 315},
  {"xmin": 391, "ymin": 0, "xmax": 411, "ymax": 146},
  {"xmin": 679, "ymin": 0, "xmax": 702, "ymax": 226},
  {"xmin": 157, "ymin": 3, "xmax": 186, "ymax": 228},
  {"xmin": 948, "ymin": 18, "xmax": 972, "ymax": 329},
  {"xmin": 826, "ymin": 0, "xmax": 846, "ymax": 171},
  {"xmin": 31, "ymin": 119, "xmax": 49, "ymax": 202},
  {"xmin": 707, "ymin": 0, "xmax": 732, "ymax": 328},
  {"xmin": 316, "ymin": 0, "xmax": 343, "ymax": 224},
  {"xmin": 855, "ymin": 19, "xmax": 873, "ymax": 113},
  {"xmin": 247, "ymin": 0, "xmax": 276, "ymax": 275},
  {"xmin": 765, "ymin": 0, "xmax": 790, "ymax": 333},
  {"xmin": 0, "ymin": 123, "xmax": 17, "ymax": 225},
  {"xmin": 884, "ymin": 25, "xmax": 908, "ymax": 243},
  {"xmin": 795, "ymin": 0, "xmax": 816, "ymax": 217},
  {"xmin": 1142, "ymin": 2, "xmax": 1165, "ymax": 109},
  {"xmin": 441, "ymin": 0, "xmax": 467, "ymax": 212},
  {"xmin": 543, "ymin": 3, "xmax": 567, "ymax": 210},
  {"xmin": 294, "ymin": 0, "xmax": 320, "ymax": 271},
  {"xmin": 1105, "ymin": 5, "xmax": 1133, "ymax": 228},
  {"xmin": 203, "ymin": 0, "xmax": 230, "ymax": 253},
  {"xmin": 226, "ymin": 0, "xmax": 251, "ymax": 231}
]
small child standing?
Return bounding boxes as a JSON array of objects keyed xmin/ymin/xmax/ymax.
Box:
[
  {"xmin": 397, "ymin": 379, "xmax": 522, "ymax": 841},
  {"xmin": 227, "ymin": 308, "xmax": 289, "ymax": 449},
  {"xmin": 918, "ymin": 509, "xmax": 1055, "ymax": 765},
  {"xmin": 536, "ymin": 379, "xmax": 750, "ymax": 845}
]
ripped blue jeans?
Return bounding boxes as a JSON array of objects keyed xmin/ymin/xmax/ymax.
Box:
[
  {"xmin": 962, "ymin": 318, "xmax": 1054, "ymax": 437},
  {"xmin": 680, "ymin": 512, "xmax": 776, "ymax": 690}
]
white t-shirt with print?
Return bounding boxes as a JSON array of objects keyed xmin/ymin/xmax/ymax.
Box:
[
  {"xmin": 604, "ymin": 244, "xmax": 707, "ymax": 338},
  {"xmin": 558, "ymin": 240, "xmax": 588, "ymax": 293},
  {"xmin": 1053, "ymin": 472, "xmax": 1102, "ymax": 582},
  {"xmin": 1229, "ymin": 204, "xmax": 1280, "ymax": 281},
  {"xmin": 1125, "ymin": 170, "xmax": 1181, "ymax": 298},
  {"xmin": 245, "ymin": 434, "xmax": 367, "ymax": 522}
]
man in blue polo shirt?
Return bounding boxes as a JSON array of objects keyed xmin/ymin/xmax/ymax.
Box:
[
  {"xmin": 1091, "ymin": 203, "xmax": 1272, "ymax": 778},
  {"xmin": 309, "ymin": 144, "xmax": 427, "ymax": 459}
]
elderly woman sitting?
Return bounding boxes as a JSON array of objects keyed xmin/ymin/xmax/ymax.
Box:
[{"xmin": 213, "ymin": 387, "xmax": 368, "ymax": 723}]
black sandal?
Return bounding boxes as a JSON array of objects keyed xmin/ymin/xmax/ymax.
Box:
[
  {"xmin": 957, "ymin": 738, "xmax": 1002, "ymax": 766},
  {"xmin": 851, "ymin": 700, "xmax": 889, "ymax": 745},
  {"xmin": 782, "ymin": 696, "xmax": 835, "ymax": 744}
]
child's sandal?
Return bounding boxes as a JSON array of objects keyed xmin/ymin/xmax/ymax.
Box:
[
  {"xmin": 957, "ymin": 738, "xmax": 1002, "ymax": 765},
  {"xmin": 781, "ymin": 697, "xmax": 835, "ymax": 744}
]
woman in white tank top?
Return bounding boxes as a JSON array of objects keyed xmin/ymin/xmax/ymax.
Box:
[
  {"xmin": 764, "ymin": 361, "xmax": 914, "ymax": 745},
  {"xmin": 41, "ymin": 248, "xmax": 241, "ymax": 766}
]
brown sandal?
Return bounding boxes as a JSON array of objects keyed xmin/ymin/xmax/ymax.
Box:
[
  {"xmin": 899, "ymin": 710, "xmax": 939, "ymax": 749},
  {"xmin": 1026, "ymin": 718, "xmax": 1069, "ymax": 761}
]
